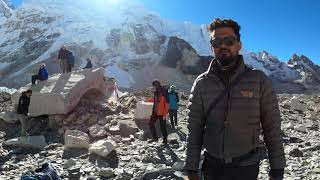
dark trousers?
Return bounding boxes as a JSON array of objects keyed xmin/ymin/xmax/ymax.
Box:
[
  {"xmin": 169, "ymin": 109, "xmax": 178, "ymax": 126},
  {"xmin": 32, "ymin": 75, "xmax": 43, "ymax": 84},
  {"xmin": 66, "ymin": 63, "xmax": 72, "ymax": 73},
  {"xmin": 149, "ymin": 115, "xmax": 168, "ymax": 140},
  {"xmin": 202, "ymin": 153, "xmax": 260, "ymax": 180}
]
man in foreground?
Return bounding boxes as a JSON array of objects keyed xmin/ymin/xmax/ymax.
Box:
[{"xmin": 184, "ymin": 18, "xmax": 286, "ymax": 180}]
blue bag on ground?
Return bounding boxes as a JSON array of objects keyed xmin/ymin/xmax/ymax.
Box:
[{"xmin": 21, "ymin": 162, "xmax": 61, "ymax": 180}]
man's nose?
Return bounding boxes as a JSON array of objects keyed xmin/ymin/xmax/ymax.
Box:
[{"xmin": 220, "ymin": 41, "xmax": 228, "ymax": 48}]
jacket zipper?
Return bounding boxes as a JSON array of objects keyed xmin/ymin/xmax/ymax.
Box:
[
  {"xmin": 207, "ymin": 74, "xmax": 231, "ymax": 159},
  {"xmin": 222, "ymin": 81, "xmax": 232, "ymax": 161}
]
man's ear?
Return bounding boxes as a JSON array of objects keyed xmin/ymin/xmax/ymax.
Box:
[{"xmin": 237, "ymin": 41, "xmax": 242, "ymax": 51}]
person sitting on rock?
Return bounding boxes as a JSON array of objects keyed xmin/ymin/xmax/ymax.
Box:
[
  {"xmin": 83, "ymin": 58, "xmax": 93, "ymax": 69},
  {"xmin": 16, "ymin": 89, "xmax": 32, "ymax": 136},
  {"xmin": 149, "ymin": 80, "xmax": 169, "ymax": 144},
  {"xmin": 31, "ymin": 63, "xmax": 48, "ymax": 85},
  {"xmin": 168, "ymin": 85, "xmax": 179, "ymax": 127}
]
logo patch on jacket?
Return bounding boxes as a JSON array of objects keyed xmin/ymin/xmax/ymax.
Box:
[{"xmin": 240, "ymin": 90, "xmax": 254, "ymax": 98}]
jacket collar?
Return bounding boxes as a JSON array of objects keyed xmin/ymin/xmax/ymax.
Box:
[{"xmin": 205, "ymin": 55, "xmax": 247, "ymax": 83}]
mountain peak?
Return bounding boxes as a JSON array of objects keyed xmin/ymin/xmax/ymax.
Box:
[
  {"xmin": 0, "ymin": 0, "xmax": 13, "ymax": 23},
  {"xmin": 2, "ymin": 0, "xmax": 14, "ymax": 9},
  {"xmin": 289, "ymin": 54, "xmax": 315, "ymax": 66}
]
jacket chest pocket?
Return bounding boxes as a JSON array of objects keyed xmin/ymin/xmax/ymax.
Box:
[{"xmin": 231, "ymin": 87, "xmax": 260, "ymax": 107}]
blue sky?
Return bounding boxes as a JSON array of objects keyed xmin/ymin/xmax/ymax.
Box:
[{"xmin": 11, "ymin": 0, "xmax": 320, "ymax": 64}]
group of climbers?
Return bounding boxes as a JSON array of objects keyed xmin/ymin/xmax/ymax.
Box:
[
  {"xmin": 21, "ymin": 45, "xmax": 94, "ymax": 134},
  {"xmin": 31, "ymin": 45, "xmax": 93, "ymax": 85},
  {"xmin": 148, "ymin": 80, "xmax": 180, "ymax": 144}
]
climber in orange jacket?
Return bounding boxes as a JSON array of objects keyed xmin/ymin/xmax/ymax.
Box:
[{"xmin": 149, "ymin": 80, "xmax": 169, "ymax": 144}]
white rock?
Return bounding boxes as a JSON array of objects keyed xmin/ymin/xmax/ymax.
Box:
[
  {"xmin": 1, "ymin": 111, "xmax": 20, "ymax": 123},
  {"xmin": 108, "ymin": 125, "xmax": 120, "ymax": 134},
  {"xmin": 89, "ymin": 124, "xmax": 107, "ymax": 138},
  {"xmin": 284, "ymin": 122, "xmax": 295, "ymax": 129},
  {"xmin": 112, "ymin": 135, "xmax": 122, "ymax": 143},
  {"xmin": 129, "ymin": 135, "xmax": 135, "ymax": 141},
  {"xmin": 295, "ymin": 125, "xmax": 307, "ymax": 133},
  {"xmin": 11, "ymin": 68, "xmax": 113, "ymax": 116},
  {"xmin": 63, "ymin": 159, "xmax": 76, "ymax": 169},
  {"xmin": 99, "ymin": 168, "xmax": 114, "ymax": 178},
  {"xmin": 134, "ymin": 101, "xmax": 153, "ymax": 120},
  {"xmin": 5, "ymin": 136, "xmax": 47, "ymax": 149},
  {"xmin": 64, "ymin": 130, "xmax": 90, "ymax": 149},
  {"xmin": 172, "ymin": 161, "xmax": 184, "ymax": 171},
  {"xmin": 89, "ymin": 140, "xmax": 117, "ymax": 157}
]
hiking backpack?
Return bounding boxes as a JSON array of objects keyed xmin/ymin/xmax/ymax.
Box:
[{"xmin": 67, "ymin": 51, "xmax": 75, "ymax": 67}]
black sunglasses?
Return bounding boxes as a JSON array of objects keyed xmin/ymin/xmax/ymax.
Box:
[{"xmin": 210, "ymin": 36, "xmax": 238, "ymax": 48}]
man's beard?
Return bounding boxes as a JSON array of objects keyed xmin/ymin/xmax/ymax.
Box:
[{"xmin": 216, "ymin": 49, "xmax": 237, "ymax": 66}]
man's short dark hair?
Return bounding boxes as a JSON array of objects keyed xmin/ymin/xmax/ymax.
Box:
[
  {"xmin": 26, "ymin": 89, "xmax": 32, "ymax": 94},
  {"xmin": 207, "ymin": 18, "xmax": 241, "ymax": 41}
]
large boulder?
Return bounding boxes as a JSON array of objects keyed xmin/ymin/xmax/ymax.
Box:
[
  {"xmin": 11, "ymin": 68, "xmax": 114, "ymax": 116},
  {"xmin": 134, "ymin": 101, "xmax": 153, "ymax": 120},
  {"xmin": 64, "ymin": 130, "xmax": 90, "ymax": 149},
  {"xmin": 134, "ymin": 101, "xmax": 172, "ymax": 139}
]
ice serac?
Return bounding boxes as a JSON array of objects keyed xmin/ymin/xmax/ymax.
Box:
[{"xmin": 11, "ymin": 68, "xmax": 114, "ymax": 116}]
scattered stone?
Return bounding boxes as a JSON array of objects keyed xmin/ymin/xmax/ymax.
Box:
[
  {"xmin": 284, "ymin": 122, "xmax": 295, "ymax": 129},
  {"xmin": 2, "ymin": 89, "xmax": 320, "ymax": 180},
  {"xmin": 289, "ymin": 137, "xmax": 304, "ymax": 143},
  {"xmin": 64, "ymin": 130, "xmax": 90, "ymax": 149},
  {"xmin": 89, "ymin": 139, "xmax": 117, "ymax": 157},
  {"xmin": 89, "ymin": 124, "xmax": 107, "ymax": 138},
  {"xmin": 120, "ymin": 156, "xmax": 132, "ymax": 162},
  {"xmin": 5, "ymin": 136, "xmax": 47, "ymax": 149},
  {"xmin": 112, "ymin": 135, "xmax": 122, "ymax": 143},
  {"xmin": 295, "ymin": 125, "xmax": 307, "ymax": 133},
  {"xmin": 110, "ymin": 119, "xmax": 118, "ymax": 126},
  {"xmin": 63, "ymin": 158, "xmax": 76, "ymax": 169},
  {"xmin": 1, "ymin": 111, "xmax": 20, "ymax": 123},
  {"xmin": 119, "ymin": 121, "xmax": 139, "ymax": 137},
  {"xmin": 301, "ymin": 145, "xmax": 320, "ymax": 152},
  {"xmin": 99, "ymin": 168, "xmax": 114, "ymax": 178},
  {"xmin": 289, "ymin": 148, "xmax": 304, "ymax": 157},
  {"xmin": 88, "ymin": 115, "xmax": 98, "ymax": 125},
  {"xmin": 169, "ymin": 138, "xmax": 179, "ymax": 145},
  {"xmin": 68, "ymin": 166, "xmax": 81, "ymax": 179},
  {"xmin": 108, "ymin": 125, "xmax": 120, "ymax": 135}
]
